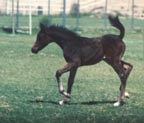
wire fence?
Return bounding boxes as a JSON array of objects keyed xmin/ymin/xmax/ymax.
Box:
[{"xmin": 0, "ymin": 0, "xmax": 144, "ymax": 34}]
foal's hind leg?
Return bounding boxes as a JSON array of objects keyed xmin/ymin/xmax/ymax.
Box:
[
  {"xmin": 104, "ymin": 58, "xmax": 133, "ymax": 106},
  {"xmin": 113, "ymin": 60, "xmax": 133, "ymax": 106},
  {"xmin": 119, "ymin": 61, "xmax": 133, "ymax": 98}
]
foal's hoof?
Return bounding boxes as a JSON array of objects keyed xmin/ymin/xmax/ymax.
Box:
[
  {"xmin": 59, "ymin": 98, "xmax": 70, "ymax": 105},
  {"xmin": 60, "ymin": 90, "xmax": 71, "ymax": 98},
  {"xmin": 125, "ymin": 92, "xmax": 130, "ymax": 98},
  {"xmin": 113, "ymin": 101, "xmax": 124, "ymax": 107},
  {"xmin": 65, "ymin": 93, "xmax": 71, "ymax": 98}
]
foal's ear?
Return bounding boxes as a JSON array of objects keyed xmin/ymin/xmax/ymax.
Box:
[{"xmin": 40, "ymin": 23, "xmax": 47, "ymax": 32}]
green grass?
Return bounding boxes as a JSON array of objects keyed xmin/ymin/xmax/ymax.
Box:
[{"xmin": 0, "ymin": 16, "xmax": 144, "ymax": 123}]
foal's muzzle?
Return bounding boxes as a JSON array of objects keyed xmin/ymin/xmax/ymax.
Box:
[{"xmin": 31, "ymin": 47, "xmax": 38, "ymax": 54}]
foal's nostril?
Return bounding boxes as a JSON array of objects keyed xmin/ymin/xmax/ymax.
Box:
[{"xmin": 31, "ymin": 48, "xmax": 38, "ymax": 54}]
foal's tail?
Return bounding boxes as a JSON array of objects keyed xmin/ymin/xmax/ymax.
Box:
[{"xmin": 108, "ymin": 15, "xmax": 125, "ymax": 39}]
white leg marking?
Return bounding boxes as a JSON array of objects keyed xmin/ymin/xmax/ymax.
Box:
[
  {"xmin": 63, "ymin": 92, "xmax": 71, "ymax": 98},
  {"xmin": 59, "ymin": 100, "xmax": 64, "ymax": 105},
  {"xmin": 58, "ymin": 82, "xmax": 71, "ymax": 98},
  {"xmin": 59, "ymin": 98, "xmax": 70, "ymax": 105},
  {"xmin": 59, "ymin": 81, "xmax": 64, "ymax": 92},
  {"xmin": 125, "ymin": 92, "xmax": 130, "ymax": 98},
  {"xmin": 113, "ymin": 101, "xmax": 121, "ymax": 107}
]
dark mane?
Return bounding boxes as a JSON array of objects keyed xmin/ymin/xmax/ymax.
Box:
[{"xmin": 46, "ymin": 25, "xmax": 80, "ymax": 38}]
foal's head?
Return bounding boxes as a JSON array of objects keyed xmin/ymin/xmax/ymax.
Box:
[{"xmin": 31, "ymin": 23, "xmax": 53, "ymax": 53}]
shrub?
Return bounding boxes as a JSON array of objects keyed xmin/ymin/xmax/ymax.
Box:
[
  {"xmin": 39, "ymin": 16, "xmax": 52, "ymax": 26},
  {"xmin": 70, "ymin": 3, "xmax": 79, "ymax": 17}
]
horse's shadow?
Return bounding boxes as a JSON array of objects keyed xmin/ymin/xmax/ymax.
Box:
[
  {"xmin": 78, "ymin": 101, "xmax": 116, "ymax": 105},
  {"xmin": 27, "ymin": 100, "xmax": 116, "ymax": 105}
]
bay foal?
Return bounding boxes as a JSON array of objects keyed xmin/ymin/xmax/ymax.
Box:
[{"xmin": 31, "ymin": 15, "xmax": 133, "ymax": 106}]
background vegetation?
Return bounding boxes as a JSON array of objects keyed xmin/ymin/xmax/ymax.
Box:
[{"xmin": 0, "ymin": 15, "xmax": 144, "ymax": 123}]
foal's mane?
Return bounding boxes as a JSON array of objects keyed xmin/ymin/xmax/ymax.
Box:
[{"xmin": 46, "ymin": 25, "xmax": 80, "ymax": 39}]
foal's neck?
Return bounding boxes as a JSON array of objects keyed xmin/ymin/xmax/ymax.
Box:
[
  {"xmin": 54, "ymin": 39, "xmax": 64, "ymax": 49},
  {"xmin": 51, "ymin": 34, "xmax": 68, "ymax": 49},
  {"xmin": 48, "ymin": 31, "xmax": 76, "ymax": 49}
]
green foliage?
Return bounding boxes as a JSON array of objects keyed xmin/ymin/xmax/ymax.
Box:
[
  {"xmin": 37, "ymin": 6, "xmax": 43, "ymax": 15},
  {"xmin": 39, "ymin": 16, "xmax": 52, "ymax": 26},
  {"xmin": 70, "ymin": 3, "xmax": 79, "ymax": 17}
]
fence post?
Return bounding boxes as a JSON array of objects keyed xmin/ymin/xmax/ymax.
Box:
[
  {"xmin": 143, "ymin": 28, "xmax": 144, "ymax": 59},
  {"xmin": 48, "ymin": 0, "xmax": 51, "ymax": 26},
  {"xmin": 29, "ymin": 0, "xmax": 32, "ymax": 35},
  {"xmin": 76, "ymin": 0, "xmax": 80, "ymax": 32},
  {"xmin": 12, "ymin": 0, "xmax": 15, "ymax": 35},
  {"xmin": 131, "ymin": 0, "xmax": 134, "ymax": 30},
  {"xmin": 16, "ymin": 0, "xmax": 19, "ymax": 31},
  {"xmin": 104, "ymin": 0, "xmax": 108, "ymax": 31},
  {"xmin": 63, "ymin": 0, "xmax": 66, "ymax": 27}
]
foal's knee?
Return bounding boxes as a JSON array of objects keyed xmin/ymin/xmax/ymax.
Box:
[{"xmin": 55, "ymin": 70, "xmax": 62, "ymax": 80}]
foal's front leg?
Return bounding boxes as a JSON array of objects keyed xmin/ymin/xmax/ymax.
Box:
[
  {"xmin": 56, "ymin": 63, "xmax": 72, "ymax": 97},
  {"xmin": 59, "ymin": 67, "xmax": 78, "ymax": 105},
  {"xmin": 55, "ymin": 63, "xmax": 79, "ymax": 104}
]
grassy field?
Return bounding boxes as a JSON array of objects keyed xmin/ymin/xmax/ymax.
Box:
[{"xmin": 0, "ymin": 16, "xmax": 144, "ymax": 123}]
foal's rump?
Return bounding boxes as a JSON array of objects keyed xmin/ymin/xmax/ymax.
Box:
[{"xmin": 101, "ymin": 34, "xmax": 125, "ymax": 59}]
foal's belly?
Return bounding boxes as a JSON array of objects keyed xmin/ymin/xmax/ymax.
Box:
[{"xmin": 80, "ymin": 47, "xmax": 104, "ymax": 65}]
